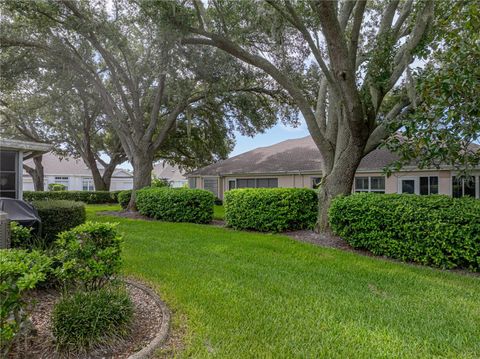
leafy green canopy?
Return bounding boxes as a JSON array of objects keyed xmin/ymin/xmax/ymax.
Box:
[
  {"xmin": 386, "ymin": 1, "xmax": 480, "ymax": 174},
  {"xmin": 1, "ymin": 0, "xmax": 297, "ymax": 173}
]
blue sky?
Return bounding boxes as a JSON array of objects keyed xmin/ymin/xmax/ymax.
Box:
[
  {"xmin": 117, "ymin": 119, "xmax": 310, "ymax": 170},
  {"xmin": 230, "ymin": 118, "xmax": 309, "ymax": 156}
]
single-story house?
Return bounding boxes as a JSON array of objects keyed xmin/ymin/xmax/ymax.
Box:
[
  {"xmin": 1, "ymin": 138, "xmax": 52, "ymax": 199},
  {"xmin": 187, "ymin": 136, "xmax": 480, "ymax": 200},
  {"xmin": 22, "ymin": 152, "xmax": 133, "ymax": 191},
  {"xmin": 153, "ymin": 161, "xmax": 188, "ymax": 188}
]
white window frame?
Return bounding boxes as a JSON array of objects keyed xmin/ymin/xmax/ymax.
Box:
[
  {"xmin": 451, "ymin": 174, "xmax": 478, "ymax": 198},
  {"xmin": 397, "ymin": 177, "xmax": 419, "ymax": 194},
  {"xmin": 227, "ymin": 179, "xmax": 237, "ymax": 191},
  {"xmin": 234, "ymin": 178, "xmax": 279, "ymax": 189},
  {"xmin": 82, "ymin": 177, "xmax": 94, "ymax": 191},
  {"xmin": 354, "ymin": 176, "xmax": 385, "ymax": 193},
  {"xmin": 54, "ymin": 176, "xmax": 69, "ymax": 190},
  {"xmin": 203, "ymin": 177, "xmax": 219, "ymax": 197},
  {"xmin": 419, "ymin": 176, "xmax": 439, "ymax": 195}
]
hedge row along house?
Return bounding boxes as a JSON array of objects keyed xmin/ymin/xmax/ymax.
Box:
[{"xmin": 187, "ymin": 136, "xmax": 480, "ymax": 200}]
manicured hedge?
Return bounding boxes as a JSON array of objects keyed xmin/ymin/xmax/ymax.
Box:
[
  {"xmin": 329, "ymin": 193, "xmax": 480, "ymax": 271},
  {"xmin": 33, "ymin": 200, "xmax": 86, "ymax": 241},
  {"xmin": 24, "ymin": 190, "xmax": 119, "ymax": 204},
  {"xmin": 136, "ymin": 188, "xmax": 214, "ymax": 224},
  {"xmin": 117, "ymin": 190, "xmax": 132, "ymax": 209},
  {"xmin": 224, "ymin": 188, "xmax": 318, "ymax": 232}
]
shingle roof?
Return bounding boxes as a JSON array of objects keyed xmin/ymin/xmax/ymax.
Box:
[
  {"xmin": 189, "ymin": 136, "xmax": 400, "ymax": 176},
  {"xmin": 22, "ymin": 152, "xmax": 132, "ymax": 178},
  {"xmin": 152, "ymin": 161, "xmax": 186, "ymax": 181}
]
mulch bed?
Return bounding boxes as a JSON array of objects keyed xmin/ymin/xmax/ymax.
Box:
[{"xmin": 9, "ymin": 282, "xmax": 164, "ymax": 359}]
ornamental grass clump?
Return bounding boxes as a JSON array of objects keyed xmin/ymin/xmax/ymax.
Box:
[{"xmin": 51, "ymin": 287, "xmax": 133, "ymax": 351}]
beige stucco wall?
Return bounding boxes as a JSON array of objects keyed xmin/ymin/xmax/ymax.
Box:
[
  {"xmin": 192, "ymin": 169, "xmax": 479, "ymax": 199},
  {"xmin": 386, "ymin": 170, "xmax": 452, "ymax": 195}
]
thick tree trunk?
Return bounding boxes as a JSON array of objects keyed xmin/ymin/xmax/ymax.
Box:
[
  {"xmin": 101, "ymin": 163, "xmax": 116, "ymax": 191},
  {"xmin": 92, "ymin": 167, "xmax": 108, "ymax": 191},
  {"xmin": 127, "ymin": 153, "xmax": 154, "ymax": 211},
  {"xmin": 82, "ymin": 151, "xmax": 108, "ymax": 191},
  {"xmin": 82, "ymin": 151, "xmax": 125, "ymax": 192},
  {"xmin": 23, "ymin": 155, "xmax": 45, "ymax": 191},
  {"xmin": 315, "ymin": 143, "xmax": 365, "ymax": 233}
]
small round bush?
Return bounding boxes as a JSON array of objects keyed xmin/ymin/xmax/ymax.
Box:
[
  {"xmin": 117, "ymin": 190, "xmax": 132, "ymax": 209},
  {"xmin": 48, "ymin": 183, "xmax": 66, "ymax": 191},
  {"xmin": 1, "ymin": 250, "xmax": 51, "ymax": 356},
  {"xmin": 33, "ymin": 200, "xmax": 86, "ymax": 241},
  {"xmin": 52, "ymin": 287, "xmax": 133, "ymax": 351},
  {"xmin": 54, "ymin": 221, "xmax": 123, "ymax": 290},
  {"xmin": 10, "ymin": 221, "xmax": 32, "ymax": 248}
]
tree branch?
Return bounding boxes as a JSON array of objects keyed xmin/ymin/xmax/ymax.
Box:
[
  {"xmin": 388, "ymin": 1, "xmax": 434, "ymax": 90},
  {"xmin": 181, "ymin": 31, "xmax": 330, "ymax": 153}
]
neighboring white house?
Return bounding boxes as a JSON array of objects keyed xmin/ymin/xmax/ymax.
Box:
[
  {"xmin": 22, "ymin": 152, "xmax": 133, "ymax": 191},
  {"xmin": 152, "ymin": 161, "xmax": 187, "ymax": 188}
]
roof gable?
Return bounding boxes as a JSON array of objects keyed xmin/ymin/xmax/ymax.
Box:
[{"xmin": 189, "ymin": 136, "xmax": 400, "ymax": 176}]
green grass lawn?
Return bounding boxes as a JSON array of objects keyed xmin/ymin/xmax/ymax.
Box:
[
  {"xmin": 88, "ymin": 205, "xmax": 480, "ymax": 358},
  {"xmin": 213, "ymin": 205, "xmax": 224, "ymax": 220}
]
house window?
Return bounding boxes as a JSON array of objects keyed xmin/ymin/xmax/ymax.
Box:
[
  {"xmin": 54, "ymin": 176, "xmax": 69, "ymax": 190},
  {"xmin": 82, "ymin": 177, "xmax": 94, "ymax": 191},
  {"xmin": 311, "ymin": 177, "xmax": 322, "ymax": 189},
  {"xmin": 355, "ymin": 176, "xmax": 385, "ymax": 193},
  {"xmin": 236, "ymin": 178, "xmax": 278, "ymax": 188},
  {"xmin": 452, "ymin": 176, "xmax": 476, "ymax": 198},
  {"xmin": 419, "ymin": 176, "xmax": 439, "ymax": 195},
  {"xmin": 256, "ymin": 178, "xmax": 278, "ymax": 188},
  {"xmin": 188, "ymin": 177, "xmax": 197, "ymax": 189},
  {"xmin": 204, "ymin": 177, "xmax": 219, "ymax": 197},
  {"xmin": 0, "ymin": 150, "xmax": 17, "ymax": 199},
  {"xmin": 228, "ymin": 180, "xmax": 236, "ymax": 190}
]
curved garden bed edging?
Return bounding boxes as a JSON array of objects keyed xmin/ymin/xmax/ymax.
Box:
[{"xmin": 124, "ymin": 278, "xmax": 171, "ymax": 359}]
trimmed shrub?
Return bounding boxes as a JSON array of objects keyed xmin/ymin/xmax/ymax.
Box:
[
  {"xmin": 48, "ymin": 183, "xmax": 66, "ymax": 191},
  {"xmin": 224, "ymin": 188, "xmax": 318, "ymax": 232},
  {"xmin": 329, "ymin": 193, "xmax": 480, "ymax": 270},
  {"xmin": 109, "ymin": 190, "xmax": 122, "ymax": 202},
  {"xmin": 52, "ymin": 287, "xmax": 133, "ymax": 351},
  {"xmin": 24, "ymin": 190, "xmax": 119, "ymax": 204},
  {"xmin": 10, "ymin": 222, "xmax": 32, "ymax": 248},
  {"xmin": 136, "ymin": 187, "xmax": 214, "ymax": 224},
  {"xmin": 33, "ymin": 200, "xmax": 86, "ymax": 241},
  {"xmin": 152, "ymin": 177, "xmax": 170, "ymax": 188},
  {"xmin": 117, "ymin": 190, "xmax": 132, "ymax": 209},
  {"xmin": 0, "ymin": 250, "xmax": 51, "ymax": 356},
  {"xmin": 54, "ymin": 222, "xmax": 123, "ymax": 290}
]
